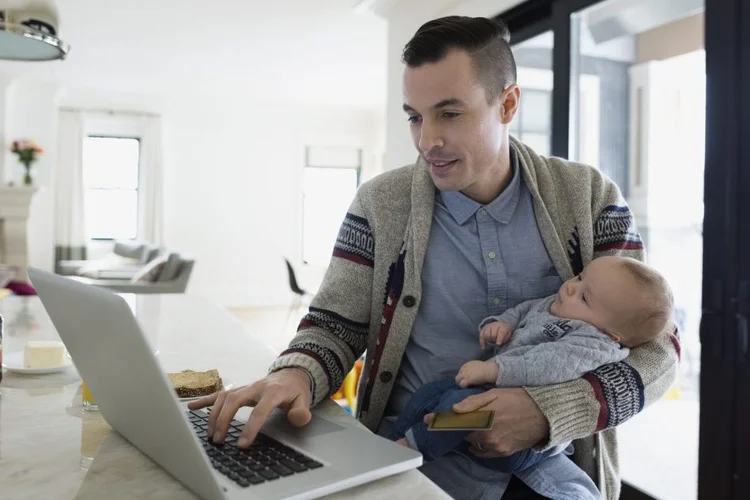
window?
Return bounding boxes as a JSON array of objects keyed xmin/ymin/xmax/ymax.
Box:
[
  {"xmin": 302, "ymin": 146, "xmax": 362, "ymax": 267},
  {"xmin": 83, "ymin": 136, "xmax": 141, "ymax": 240},
  {"xmin": 509, "ymin": 88, "xmax": 552, "ymax": 157}
]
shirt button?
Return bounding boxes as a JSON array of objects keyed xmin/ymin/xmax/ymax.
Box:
[
  {"xmin": 488, "ymin": 251, "xmax": 496, "ymax": 260},
  {"xmin": 493, "ymin": 298, "xmax": 501, "ymax": 305},
  {"xmin": 402, "ymin": 295, "xmax": 416, "ymax": 308},
  {"xmin": 379, "ymin": 371, "xmax": 393, "ymax": 383}
]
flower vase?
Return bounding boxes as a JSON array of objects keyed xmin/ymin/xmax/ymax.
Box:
[{"xmin": 22, "ymin": 163, "xmax": 33, "ymax": 186}]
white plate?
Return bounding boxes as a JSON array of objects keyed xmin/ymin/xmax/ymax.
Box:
[
  {"xmin": 178, "ymin": 378, "xmax": 235, "ymax": 402},
  {"xmin": 2, "ymin": 351, "xmax": 74, "ymax": 375}
]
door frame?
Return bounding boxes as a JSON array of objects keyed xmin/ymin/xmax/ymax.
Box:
[{"xmin": 733, "ymin": 0, "xmax": 750, "ymax": 496}]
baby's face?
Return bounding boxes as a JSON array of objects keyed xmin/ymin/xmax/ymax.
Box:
[{"xmin": 549, "ymin": 257, "xmax": 641, "ymax": 342}]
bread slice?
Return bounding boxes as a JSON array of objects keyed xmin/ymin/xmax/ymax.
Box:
[{"xmin": 167, "ymin": 369, "xmax": 223, "ymax": 398}]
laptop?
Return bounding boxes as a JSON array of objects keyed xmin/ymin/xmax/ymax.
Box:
[{"xmin": 28, "ymin": 267, "xmax": 422, "ymax": 500}]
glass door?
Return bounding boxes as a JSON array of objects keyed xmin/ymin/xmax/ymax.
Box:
[
  {"xmin": 510, "ymin": 32, "xmax": 554, "ymax": 156},
  {"xmin": 566, "ymin": 1, "xmax": 709, "ymax": 498},
  {"xmin": 498, "ymin": 0, "xmax": 748, "ymax": 497}
]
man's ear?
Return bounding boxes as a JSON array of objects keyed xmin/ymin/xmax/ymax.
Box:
[{"xmin": 500, "ymin": 84, "xmax": 520, "ymax": 124}]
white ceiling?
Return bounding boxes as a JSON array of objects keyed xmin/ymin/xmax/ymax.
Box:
[{"xmin": 0, "ymin": 0, "xmax": 388, "ymax": 109}]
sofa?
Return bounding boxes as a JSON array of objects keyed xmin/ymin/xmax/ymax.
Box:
[
  {"xmin": 57, "ymin": 240, "xmax": 162, "ymax": 279},
  {"xmin": 59, "ymin": 240, "xmax": 195, "ymax": 294}
]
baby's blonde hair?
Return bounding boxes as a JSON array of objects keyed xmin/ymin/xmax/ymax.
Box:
[{"xmin": 617, "ymin": 258, "xmax": 674, "ymax": 347}]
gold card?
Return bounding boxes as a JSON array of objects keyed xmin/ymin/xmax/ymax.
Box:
[{"xmin": 427, "ymin": 410, "xmax": 495, "ymax": 431}]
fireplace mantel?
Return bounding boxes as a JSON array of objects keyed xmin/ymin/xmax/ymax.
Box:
[{"xmin": 0, "ymin": 185, "xmax": 39, "ymax": 281}]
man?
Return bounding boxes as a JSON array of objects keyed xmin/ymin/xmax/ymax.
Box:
[{"xmin": 192, "ymin": 16, "xmax": 679, "ymax": 499}]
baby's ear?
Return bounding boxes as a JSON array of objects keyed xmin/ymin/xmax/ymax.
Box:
[{"xmin": 602, "ymin": 328, "xmax": 622, "ymax": 343}]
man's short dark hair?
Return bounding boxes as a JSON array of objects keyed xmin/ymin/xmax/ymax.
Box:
[{"xmin": 402, "ymin": 16, "xmax": 517, "ymax": 102}]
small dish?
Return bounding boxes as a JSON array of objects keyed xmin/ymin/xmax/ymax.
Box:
[{"xmin": 2, "ymin": 351, "xmax": 74, "ymax": 375}]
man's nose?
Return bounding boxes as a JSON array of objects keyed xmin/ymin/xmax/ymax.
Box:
[
  {"xmin": 419, "ymin": 122, "xmax": 444, "ymax": 152},
  {"xmin": 565, "ymin": 280, "xmax": 576, "ymax": 296}
]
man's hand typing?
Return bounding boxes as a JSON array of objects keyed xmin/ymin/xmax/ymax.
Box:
[{"xmin": 187, "ymin": 368, "xmax": 312, "ymax": 448}]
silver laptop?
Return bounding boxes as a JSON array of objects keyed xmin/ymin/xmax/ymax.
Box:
[{"xmin": 28, "ymin": 267, "xmax": 422, "ymax": 500}]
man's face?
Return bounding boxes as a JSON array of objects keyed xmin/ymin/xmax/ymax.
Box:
[{"xmin": 403, "ymin": 49, "xmax": 519, "ymax": 202}]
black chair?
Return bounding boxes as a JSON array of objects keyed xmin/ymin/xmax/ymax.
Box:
[{"xmin": 284, "ymin": 258, "xmax": 309, "ymax": 325}]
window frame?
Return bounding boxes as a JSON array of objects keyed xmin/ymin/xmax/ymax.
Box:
[
  {"xmin": 301, "ymin": 146, "xmax": 363, "ymax": 267},
  {"xmin": 83, "ymin": 134, "xmax": 142, "ymax": 242}
]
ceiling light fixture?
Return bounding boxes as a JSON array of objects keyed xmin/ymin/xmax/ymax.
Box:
[{"xmin": 0, "ymin": 8, "xmax": 70, "ymax": 61}]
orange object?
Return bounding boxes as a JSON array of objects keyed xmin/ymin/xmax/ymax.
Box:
[
  {"xmin": 331, "ymin": 359, "xmax": 365, "ymax": 406},
  {"xmin": 82, "ymin": 382, "xmax": 95, "ymax": 404}
]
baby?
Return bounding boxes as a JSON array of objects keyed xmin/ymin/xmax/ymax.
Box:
[{"xmin": 388, "ymin": 256, "xmax": 674, "ymax": 479}]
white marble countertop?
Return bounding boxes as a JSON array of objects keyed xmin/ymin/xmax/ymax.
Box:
[{"xmin": 0, "ymin": 295, "xmax": 448, "ymax": 500}]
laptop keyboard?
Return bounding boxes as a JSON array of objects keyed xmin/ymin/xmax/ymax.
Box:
[{"xmin": 188, "ymin": 409, "xmax": 323, "ymax": 488}]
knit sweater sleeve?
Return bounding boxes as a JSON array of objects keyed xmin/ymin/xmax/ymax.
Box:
[
  {"xmin": 266, "ymin": 191, "xmax": 374, "ymax": 407},
  {"xmin": 525, "ymin": 179, "xmax": 680, "ymax": 448}
]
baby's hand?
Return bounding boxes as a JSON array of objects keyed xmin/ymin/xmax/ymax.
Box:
[
  {"xmin": 456, "ymin": 360, "xmax": 500, "ymax": 388},
  {"xmin": 479, "ymin": 320, "xmax": 512, "ymax": 350}
]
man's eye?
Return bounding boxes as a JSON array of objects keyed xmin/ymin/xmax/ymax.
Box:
[
  {"xmin": 582, "ymin": 294, "xmax": 588, "ymax": 304},
  {"xmin": 407, "ymin": 115, "xmax": 421, "ymax": 124},
  {"xmin": 577, "ymin": 275, "xmax": 582, "ymax": 281},
  {"xmin": 442, "ymin": 112, "xmax": 460, "ymax": 119}
]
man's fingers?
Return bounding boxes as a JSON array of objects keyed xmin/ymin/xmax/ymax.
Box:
[
  {"xmin": 423, "ymin": 413, "xmax": 435, "ymax": 424},
  {"xmin": 287, "ymin": 402, "xmax": 312, "ymax": 428},
  {"xmin": 238, "ymin": 394, "xmax": 282, "ymax": 448},
  {"xmin": 206, "ymin": 390, "xmax": 228, "ymax": 437},
  {"xmin": 187, "ymin": 391, "xmax": 219, "ymax": 411},
  {"xmin": 453, "ymin": 390, "xmax": 498, "ymax": 413},
  {"xmin": 465, "ymin": 432, "xmax": 512, "ymax": 457},
  {"xmin": 213, "ymin": 388, "xmax": 257, "ymax": 443},
  {"xmin": 465, "ymin": 430, "xmax": 483, "ymax": 443},
  {"xmin": 467, "ymin": 443, "xmax": 496, "ymax": 458},
  {"xmin": 464, "ymin": 433, "xmax": 489, "ymax": 457},
  {"xmin": 285, "ymin": 390, "xmax": 312, "ymax": 427}
]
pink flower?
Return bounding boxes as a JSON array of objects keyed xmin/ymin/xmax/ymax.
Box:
[{"xmin": 9, "ymin": 139, "xmax": 43, "ymax": 155}]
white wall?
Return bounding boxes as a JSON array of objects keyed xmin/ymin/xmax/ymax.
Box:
[
  {"xmin": 383, "ymin": 0, "xmax": 525, "ymax": 170},
  {"xmin": 160, "ymin": 94, "xmax": 382, "ymax": 307},
  {"xmin": 2, "ymin": 79, "xmax": 64, "ymax": 275}
]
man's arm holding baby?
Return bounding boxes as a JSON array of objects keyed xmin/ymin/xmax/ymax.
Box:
[
  {"xmin": 452, "ymin": 181, "xmax": 679, "ymax": 457},
  {"xmin": 521, "ymin": 181, "xmax": 679, "ymax": 449}
]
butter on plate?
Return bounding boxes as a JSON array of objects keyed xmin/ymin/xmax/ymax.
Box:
[{"xmin": 24, "ymin": 341, "xmax": 66, "ymax": 369}]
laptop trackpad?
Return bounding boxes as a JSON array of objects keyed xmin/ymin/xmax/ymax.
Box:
[{"xmin": 263, "ymin": 410, "xmax": 345, "ymax": 439}]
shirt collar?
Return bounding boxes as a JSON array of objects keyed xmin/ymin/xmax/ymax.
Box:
[{"xmin": 439, "ymin": 145, "xmax": 523, "ymax": 225}]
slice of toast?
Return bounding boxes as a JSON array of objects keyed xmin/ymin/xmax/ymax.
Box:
[{"xmin": 167, "ymin": 369, "xmax": 223, "ymax": 398}]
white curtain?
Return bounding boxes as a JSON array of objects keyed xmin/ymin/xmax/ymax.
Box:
[
  {"xmin": 54, "ymin": 110, "xmax": 88, "ymax": 271},
  {"xmin": 138, "ymin": 115, "xmax": 164, "ymax": 245}
]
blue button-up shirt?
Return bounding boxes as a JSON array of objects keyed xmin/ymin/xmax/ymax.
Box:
[
  {"xmin": 377, "ymin": 147, "xmax": 594, "ymax": 499},
  {"xmin": 390, "ymin": 148, "xmax": 563, "ymax": 411}
]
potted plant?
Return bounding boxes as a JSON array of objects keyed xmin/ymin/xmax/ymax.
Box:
[{"xmin": 10, "ymin": 139, "xmax": 43, "ymax": 185}]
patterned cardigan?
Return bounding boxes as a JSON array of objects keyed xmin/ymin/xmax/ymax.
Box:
[{"xmin": 269, "ymin": 137, "xmax": 680, "ymax": 499}]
